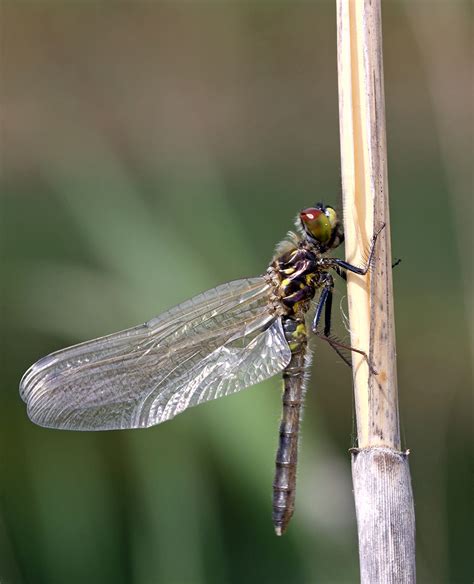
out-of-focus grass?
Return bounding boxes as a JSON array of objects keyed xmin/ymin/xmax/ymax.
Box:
[{"xmin": 1, "ymin": 2, "xmax": 472, "ymax": 583}]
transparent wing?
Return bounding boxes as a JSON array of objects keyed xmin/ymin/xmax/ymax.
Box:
[{"xmin": 20, "ymin": 278, "xmax": 291, "ymax": 431}]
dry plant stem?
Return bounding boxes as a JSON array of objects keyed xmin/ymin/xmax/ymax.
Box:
[
  {"xmin": 336, "ymin": 1, "xmax": 415, "ymax": 582},
  {"xmin": 337, "ymin": 0, "xmax": 398, "ymax": 449}
]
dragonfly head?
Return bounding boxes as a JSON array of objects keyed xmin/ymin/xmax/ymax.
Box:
[{"xmin": 298, "ymin": 203, "xmax": 344, "ymax": 251}]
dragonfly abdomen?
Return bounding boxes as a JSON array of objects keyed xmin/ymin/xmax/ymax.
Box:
[{"xmin": 273, "ymin": 316, "xmax": 310, "ymax": 536}]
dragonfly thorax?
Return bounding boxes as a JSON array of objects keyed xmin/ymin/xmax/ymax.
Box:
[{"xmin": 267, "ymin": 243, "xmax": 324, "ymax": 317}]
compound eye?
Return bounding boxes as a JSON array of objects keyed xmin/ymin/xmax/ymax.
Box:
[
  {"xmin": 300, "ymin": 208, "xmax": 322, "ymax": 223},
  {"xmin": 299, "ymin": 207, "xmax": 331, "ymax": 243},
  {"xmin": 325, "ymin": 206, "xmax": 338, "ymax": 229}
]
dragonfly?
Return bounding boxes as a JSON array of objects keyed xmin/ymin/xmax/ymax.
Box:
[{"xmin": 20, "ymin": 204, "xmax": 382, "ymax": 536}]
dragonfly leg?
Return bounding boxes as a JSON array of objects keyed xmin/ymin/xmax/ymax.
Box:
[
  {"xmin": 334, "ymin": 253, "xmax": 400, "ymax": 281},
  {"xmin": 311, "ymin": 275, "xmax": 334, "ymax": 334},
  {"xmin": 314, "ymin": 332, "xmax": 378, "ymax": 375},
  {"xmin": 333, "ymin": 265, "xmax": 347, "ymax": 282},
  {"xmin": 327, "ymin": 223, "xmax": 386, "ymax": 276},
  {"xmin": 311, "ymin": 276, "xmax": 378, "ymax": 373},
  {"xmin": 333, "ymin": 245, "xmax": 400, "ymax": 280},
  {"xmin": 323, "ymin": 284, "xmax": 333, "ymax": 338},
  {"xmin": 311, "ymin": 277, "xmax": 354, "ymax": 368}
]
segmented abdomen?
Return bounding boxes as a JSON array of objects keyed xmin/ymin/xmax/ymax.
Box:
[{"xmin": 272, "ymin": 316, "xmax": 310, "ymax": 535}]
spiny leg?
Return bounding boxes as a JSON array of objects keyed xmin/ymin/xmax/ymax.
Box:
[
  {"xmin": 314, "ymin": 331, "xmax": 378, "ymax": 375},
  {"xmin": 333, "ymin": 265, "xmax": 347, "ymax": 282},
  {"xmin": 327, "ymin": 223, "xmax": 386, "ymax": 276},
  {"xmin": 323, "ymin": 283, "xmax": 333, "ymax": 337},
  {"xmin": 311, "ymin": 277, "xmax": 354, "ymax": 369},
  {"xmin": 311, "ymin": 273, "xmax": 378, "ymax": 375},
  {"xmin": 333, "ymin": 238, "xmax": 400, "ymax": 281},
  {"xmin": 311, "ymin": 275, "xmax": 333, "ymax": 333}
]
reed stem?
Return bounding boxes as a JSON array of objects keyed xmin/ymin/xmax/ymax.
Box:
[{"xmin": 336, "ymin": 1, "xmax": 416, "ymax": 581}]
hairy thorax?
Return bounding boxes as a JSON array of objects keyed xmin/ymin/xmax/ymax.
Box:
[{"xmin": 265, "ymin": 233, "xmax": 326, "ymax": 318}]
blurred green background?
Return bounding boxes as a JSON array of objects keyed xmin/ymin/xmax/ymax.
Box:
[{"xmin": 1, "ymin": 2, "xmax": 472, "ymax": 583}]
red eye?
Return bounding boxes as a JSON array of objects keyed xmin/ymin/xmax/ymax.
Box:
[{"xmin": 300, "ymin": 208, "xmax": 322, "ymax": 223}]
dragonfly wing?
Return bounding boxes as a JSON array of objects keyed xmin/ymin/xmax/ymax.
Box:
[{"xmin": 20, "ymin": 278, "xmax": 291, "ymax": 431}]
